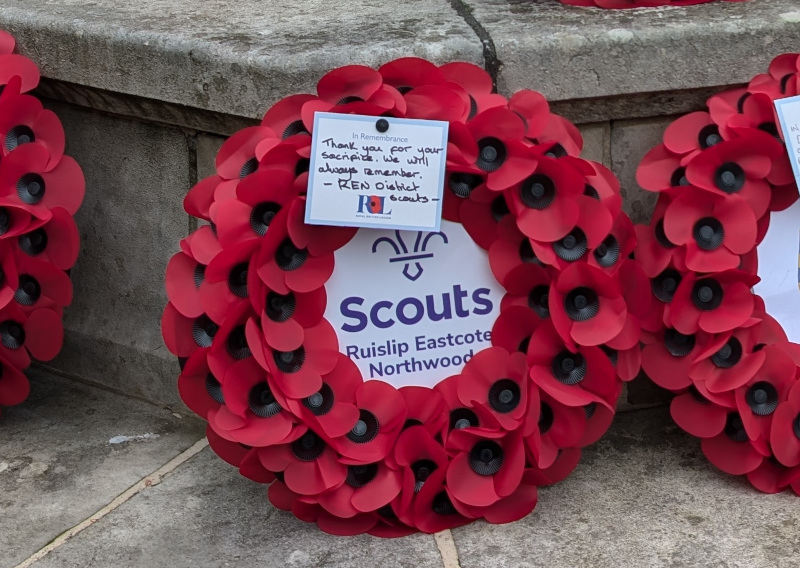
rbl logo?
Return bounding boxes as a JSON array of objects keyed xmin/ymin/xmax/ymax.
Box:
[{"xmin": 357, "ymin": 195, "xmax": 392, "ymax": 215}]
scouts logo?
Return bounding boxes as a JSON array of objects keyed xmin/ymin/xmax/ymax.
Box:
[{"xmin": 372, "ymin": 230, "xmax": 448, "ymax": 282}]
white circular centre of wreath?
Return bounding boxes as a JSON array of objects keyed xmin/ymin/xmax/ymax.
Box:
[
  {"xmin": 324, "ymin": 219, "xmax": 503, "ymax": 388},
  {"xmin": 754, "ymin": 200, "xmax": 800, "ymax": 342}
]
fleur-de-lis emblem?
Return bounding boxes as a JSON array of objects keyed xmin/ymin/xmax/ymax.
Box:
[{"xmin": 372, "ymin": 230, "xmax": 449, "ymax": 281}]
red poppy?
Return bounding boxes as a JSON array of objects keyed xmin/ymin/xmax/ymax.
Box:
[
  {"xmin": 670, "ymin": 383, "xmax": 731, "ymax": 439},
  {"xmin": 0, "ymin": 142, "xmax": 84, "ymax": 218},
  {"xmin": 441, "ymin": 166, "xmax": 488, "ymax": 223},
  {"xmin": 497, "ymin": 262, "xmax": 552, "ymax": 318},
  {"xmin": 465, "ymin": 107, "xmax": 538, "ymax": 192},
  {"xmin": 685, "ymin": 132, "xmax": 782, "ymax": 219},
  {"xmin": 663, "ymin": 111, "xmax": 724, "ymax": 161},
  {"xmin": 733, "ymin": 345, "xmax": 796, "ymax": 445},
  {"xmin": 529, "ymin": 195, "xmax": 614, "ymax": 270},
  {"xmin": 771, "ymin": 381, "xmax": 800, "ymax": 467},
  {"xmin": 165, "ymin": 250, "xmax": 205, "ymax": 319},
  {"xmin": 491, "ymin": 305, "xmax": 543, "ymax": 356},
  {"xmin": 317, "ymin": 461, "xmax": 403, "ymax": 518},
  {"xmin": 668, "ymin": 270, "xmax": 757, "ymax": 335},
  {"xmin": 505, "ymin": 155, "xmax": 584, "ymax": 243},
  {"xmin": 525, "ymin": 391, "xmax": 586, "ymax": 470},
  {"xmin": 411, "ymin": 466, "xmax": 473, "ymax": 534},
  {"xmin": 528, "ymin": 446, "xmax": 582, "ymax": 486},
  {"xmin": 438, "ymin": 62, "xmax": 506, "ymax": 118},
  {"xmin": 215, "ymin": 125, "xmax": 277, "ymax": 183},
  {"xmin": 457, "ymin": 347, "xmax": 537, "ymax": 434},
  {"xmin": 259, "ymin": 427, "xmax": 347, "ymax": 497},
  {"xmin": 212, "ymin": 168, "xmax": 299, "ymax": 249},
  {"xmin": 334, "ymin": 380, "xmax": 407, "ymax": 464},
  {"xmin": 445, "ymin": 428, "xmax": 525, "ymax": 507},
  {"xmin": 254, "ymin": 198, "xmax": 351, "ymax": 295},
  {"xmin": 176, "ymin": 349, "xmax": 221, "ymax": 420},
  {"xmin": 636, "ymin": 144, "xmax": 686, "ymax": 193},
  {"xmin": 208, "ymin": 358, "xmax": 299, "ymax": 447},
  {"xmin": 0, "ymin": 50, "xmax": 39, "ymax": 94},
  {"xmin": 260, "ymin": 94, "xmax": 315, "ymax": 140},
  {"xmin": 197, "ymin": 240, "xmax": 256, "ymax": 325},
  {"xmin": 283, "ymin": 354, "xmax": 361, "ymax": 440},
  {"xmin": 253, "ymin": 276, "xmax": 327, "ymax": 353},
  {"xmin": 0, "ymin": 351, "xmax": 29, "ymax": 408},
  {"xmin": 206, "ymin": 301, "xmax": 255, "ymax": 380},
  {"xmin": 662, "ymin": 190, "xmax": 756, "ymax": 273},
  {"xmin": 12, "ymin": 251, "xmax": 73, "ymax": 312},
  {"xmin": 0, "ymin": 94, "xmax": 65, "ymax": 166},
  {"xmin": 452, "ymin": 467, "xmax": 539, "ymax": 525},
  {"xmin": 397, "ymin": 386, "xmax": 449, "ymax": 437},
  {"xmin": 14, "ymin": 207, "xmax": 80, "ymax": 271},
  {"xmin": 528, "ymin": 321, "xmax": 620, "ymax": 410},
  {"xmin": 701, "ymin": 412, "xmax": 767, "ymax": 476},
  {"xmin": 206, "ymin": 425, "xmax": 249, "ymax": 468},
  {"xmin": 634, "ymin": 194, "xmax": 686, "ymax": 279},
  {"xmin": 247, "ymin": 318, "xmax": 339, "ymax": 399},
  {"xmin": 746, "ymin": 460, "xmax": 800, "ymax": 495},
  {"xmin": 316, "ymin": 65, "xmax": 404, "ymax": 115},
  {"xmin": 688, "ymin": 322, "xmax": 770, "ymax": 394},
  {"xmin": 641, "ymin": 327, "xmax": 712, "ymax": 392},
  {"xmin": 548, "ymin": 262, "xmax": 626, "ymax": 349},
  {"xmin": 391, "ymin": 425, "xmax": 449, "ymax": 526}
]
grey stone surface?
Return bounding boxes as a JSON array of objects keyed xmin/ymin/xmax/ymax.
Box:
[
  {"xmin": 196, "ymin": 133, "xmax": 225, "ymax": 180},
  {"xmin": 40, "ymin": 101, "xmax": 192, "ymax": 407},
  {"xmin": 577, "ymin": 122, "xmax": 610, "ymax": 165},
  {"xmin": 452, "ymin": 407, "xmax": 800, "ymax": 568},
  {"xmin": 0, "ymin": 368, "xmax": 204, "ymax": 568},
  {"xmin": 0, "ymin": 0, "xmax": 482, "ymax": 119},
  {"xmin": 473, "ymin": 0, "xmax": 800, "ymax": 103},
  {"xmin": 31, "ymin": 448, "xmax": 444, "ymax": 568},
  {"xmin": 611, "ymin": 116, "xmax": 672, "ymax": 226}
]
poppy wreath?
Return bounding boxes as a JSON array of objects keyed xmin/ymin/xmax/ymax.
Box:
[
  {"xmin": 634, "ymin": 53, "xmax": 800, "ymax": 496},
  {"xmin": 161, "ymin": 57, "xmax": 642, "ymax": 536},
  {"xmin": 0, "ymin": 31, "xmax": 83, "ymax": 420},
  {"xmin": 560, "ymin": 0, "xmax": 747, "ymax": 9}
]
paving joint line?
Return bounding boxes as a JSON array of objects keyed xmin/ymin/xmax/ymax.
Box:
[
  {"xmin": 13, "ymin": 437, "xmax": 209, "ymax": 568},
  {"xmin": 435, "ymin": 529, "xmax": 463, "ymax": 568}
]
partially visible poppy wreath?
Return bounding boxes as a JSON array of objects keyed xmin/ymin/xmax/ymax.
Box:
[
  {"xmin": 161, "ymin": 57, "xmax": 643, "ymax": 536},
  {"xmin": 561, "ymin": 0, "xmax": 747, "ymax": 9},
  {"xmin": 635, "ymin": 53, "xmax": 800, "ymax": 496},
  {"xmin": 0, "ymin": 31, "xmax": 83, "ymax": 419}
]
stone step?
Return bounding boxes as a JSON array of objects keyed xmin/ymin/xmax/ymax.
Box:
[{"xmin": 0, "ymin": 0, "xmax": 797, "ymax": 407}]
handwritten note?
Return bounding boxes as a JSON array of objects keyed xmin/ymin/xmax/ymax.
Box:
[
  {"xmin": 774, "ymin": 95, "xmax": 800, "ymax": 188},
  {"xmin": 305, "ymin": 112, "xmax": 448, "ymax": 231}
]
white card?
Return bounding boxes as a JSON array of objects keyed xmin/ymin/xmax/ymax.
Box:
[
  {"xmin": 753, "ymin": 200, "xmax": 800, "ymax": 343},
  {"xmin": 305, "ymin": 112, "xmax": 448, "ymax": 231},
  {"xmin": 774, "ymin": 95, "xmax": 800, "ymax": 187},
  {"xmin": 324, "ymin": 220, "xmax": 503, "ymax": 388}
]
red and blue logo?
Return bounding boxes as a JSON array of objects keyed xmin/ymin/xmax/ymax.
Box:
[{"xmin": 357, "ymin": 195, "xmax": 392, "ymax": 215}]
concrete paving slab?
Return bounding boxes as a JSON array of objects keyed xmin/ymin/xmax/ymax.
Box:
[
  {"xmin": 30, "ymin": 447, "xmax": 445, "ymax": 568},
  {"xmin": 0, "ymin": 0, "xmax": 482, "ymax": 119},
  {"xmin": 451, "ymin": 407, "xmax": 800, "ymax": 568},
  {"xmin": 0, "ymin": 369, "xmax": 204, "ymax": 568}
]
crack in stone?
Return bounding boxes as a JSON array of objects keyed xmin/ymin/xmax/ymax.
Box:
[{"xmin": 447, "ymin": 0, "xmax": 502, "ymax": 91}]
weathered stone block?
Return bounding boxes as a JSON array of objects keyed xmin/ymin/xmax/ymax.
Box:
[
  {"xmin": 41, "ymin": 101, "xmax": 193, "ymax": 407},
  {"xmin": 610, "ymin": 116, "xmax": 673, "ymax": 226}
]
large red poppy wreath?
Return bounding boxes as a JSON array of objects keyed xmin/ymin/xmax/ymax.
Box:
[
  {"xmin": 636, "ymin": 53, "xmax": 800, "ymax": 496},
  {"xmin": 0, "ymin": 31, "xmax": 83, "ymax": 420},
  {"xmin": 162, "ymin": 57, "xmax": 642, "ymax": 536}
]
